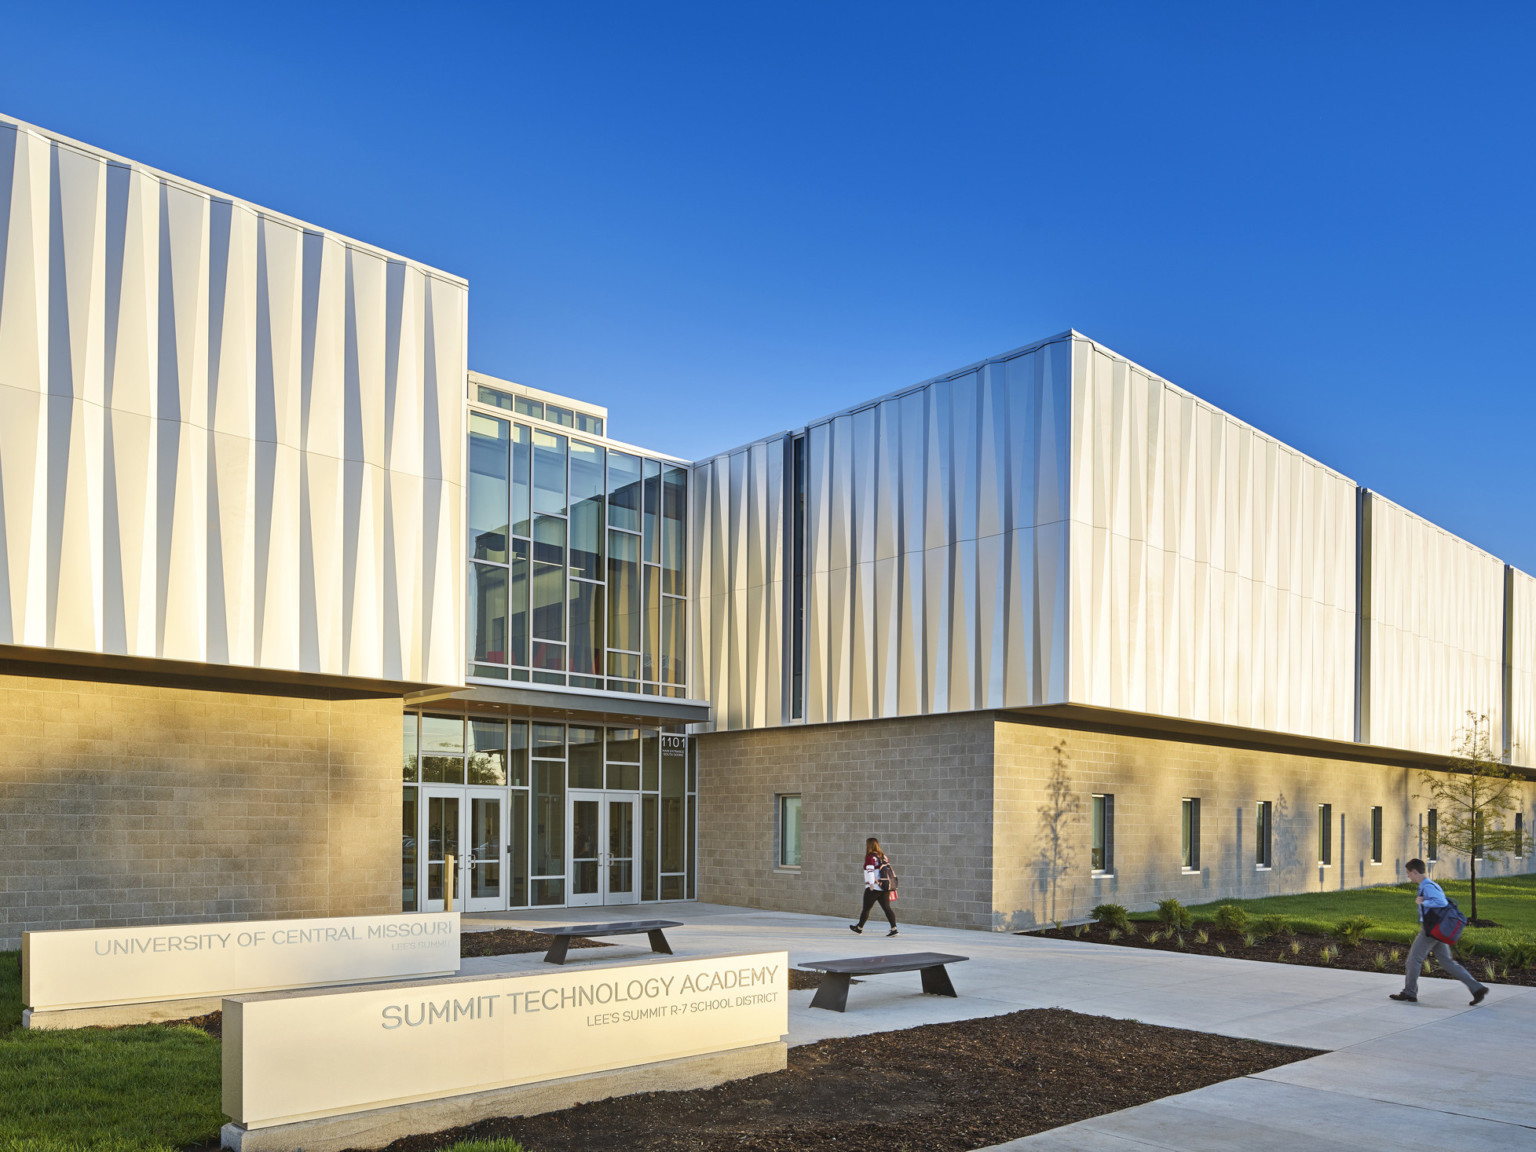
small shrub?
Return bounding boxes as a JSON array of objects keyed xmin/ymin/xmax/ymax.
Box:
[
  {"xmin": 1091, "ymin": 903, "xmax": 1131, "ymax": 932},
  {"xmin": 1496, "ymin": 934, "xmax": 1536, "ymax": 971},
  {"xmin": 1241, "ymin": 932, "xmax": 1257, "ymax": 949},
  {"xmin": 1107, "ymin": 927, "xmax": 1122, "ymax": 941},
  {"xmin": 1389, "ymin": 947, "xmax": 1403, "ymax": 963},
  {"xmin": 1422, "ymin": 960, "xmax": 1432, "ymax": 975},
  {"xmin": 1053, "ymin": 920, "xmax": 1063, "ymax": 931},
  {"xmin": 1212, "ymin": 904, "xmax": 1249, "ymax": 934},
  {"xmin": 1482, "ymin": 959, "xmax": 1502, "ymax": 981},
  {"xmin": 1156, "ymin": 898, "xmax": 1193, "ymax": 930},
  {"xmin": 1216, "ymin": 942, "xmax": 1227, "ymax": 954},
  {"xmin": 1372, "ymin": 952, "xmax": 1387, "ymax": 971},
  {"xmin": 1175, "ymin": 932, "xmax": 1187, "ymax": 950},
  {"xmin": 1288, "ymin": 940, "xmax": 1302, "ymax": 956},
  {"xmin": 1255, "ymin": 914, "xmax": 1292, "ymax": 939},
  {"xmin": 1332, "ymin": 916, "xmax": 1375, "ymax": 948},
  {"xmin": 1318, "ymin": 945, "xmax": 1336, "ymax": 964},
  {"xmin": 1072, "ymin": 924, "xmax": 1087, "ymax": 938},
  {"xmin": 1146, "ymin": 929, "xmax": 1163, "ymax": 943},
  {"xmin": 1195, "ymin": 929, "xmax": 1209, "ymax": 945}
]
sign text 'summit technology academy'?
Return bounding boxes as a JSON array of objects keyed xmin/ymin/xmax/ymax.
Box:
[{"xmin": 224, "ymin": 951, "xmax": 789, "ymax": 1130}]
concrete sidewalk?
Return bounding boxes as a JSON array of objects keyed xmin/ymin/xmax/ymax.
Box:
[{"xmin": 464, "ymin": 903, "xmax": 1536, "ymax": 1150}]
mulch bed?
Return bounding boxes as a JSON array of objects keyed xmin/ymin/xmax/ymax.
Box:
[
  {"xmin": 1023, "ymin": 922, "xmax": 1536, "ymax": 987},
  {"xmin": 351, "ymin": 1009, "xmax": 1318, "ymax": 1152},
  {"xmin": 460, "ymin": 928, "xmax": 611, "ymax": 958}
]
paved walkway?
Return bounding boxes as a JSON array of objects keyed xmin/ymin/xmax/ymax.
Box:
[{"xmin": 464, "ymin": 903, "xmax": 1536, "ymax": 1151}]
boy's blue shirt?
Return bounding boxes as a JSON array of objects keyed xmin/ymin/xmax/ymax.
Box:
[{"xmin": 1417, "ymin": 878, "xmax": 1448, "ymax": 921}]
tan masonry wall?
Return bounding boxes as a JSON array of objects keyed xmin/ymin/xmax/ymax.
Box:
[
  {"xmin": 0, "ymin": 668, "xmax": 403, "ymax": 951},
  {"xmin": 994, "ymin": 716, "xmax": 1536, "ymax": 929},
  {"xmin": 693, "ymin": 710, "xmax": 1536, "ymax": 934},
  {"xmin": 694, "ymin": 714, "xmax": 996, "ymax": 930}
]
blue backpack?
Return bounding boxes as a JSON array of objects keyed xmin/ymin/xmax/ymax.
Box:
[{"xmin": 1426, "ymin": 898, "xmax": 1468, "ymax": 945}]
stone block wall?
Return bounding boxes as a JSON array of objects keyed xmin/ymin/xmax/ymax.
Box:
[
  {"xmin": 694, "ymin": 709, "xmax": 1536, "ymax": 933},
  {"xmin": 0, "ymin": 666, "xmax": 403, "ymax": 950},
  {"xmin": 992, "ymin": 715, "xmax": 1536, "ymax": 929},
  {"xmin": 694, "ymin": 713, "xmax": 996, "ymax": 929}
]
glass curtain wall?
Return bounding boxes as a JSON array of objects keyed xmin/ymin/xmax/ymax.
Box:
[
  {"xmin": 402, "ymin": 712, "xmax": 694, "ymax": 909},
  {"xmin": 467, "ymin": 398, "xmax": 688, "ymax": 697}
]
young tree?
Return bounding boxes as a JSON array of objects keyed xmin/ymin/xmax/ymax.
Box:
[{"xmin": 1419, "ymin": 712, "xmax": 1522, "ymax": 924}]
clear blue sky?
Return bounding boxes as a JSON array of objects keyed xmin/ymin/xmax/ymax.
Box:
[{"xmin": 4, "ymin": 2, "xmax": 1533, "ymax": 570}]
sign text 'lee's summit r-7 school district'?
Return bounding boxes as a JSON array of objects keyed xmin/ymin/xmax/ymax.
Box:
[
  {"xmin": 224, "ymin": 951, "xmax": 789, "ymax": 1129},
  {"xmin": 23, "ymin": 913, "xmax": 461, "ymax": 1012}
]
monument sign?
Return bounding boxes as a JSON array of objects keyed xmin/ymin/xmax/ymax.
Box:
[
  {"xmin": 23, "ymin": 912, "xmax": 460, "ymax": 1028},
  {"xmin": 221, "ymin": 950, "xmax": 788, "ymax": 1148}
]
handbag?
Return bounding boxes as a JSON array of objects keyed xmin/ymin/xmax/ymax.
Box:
[{"xmin": 1425, "ymin": 898, "xmax": 1468, "ymax": 945}]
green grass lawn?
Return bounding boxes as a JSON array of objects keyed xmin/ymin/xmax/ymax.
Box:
[
  {"xmin": 0, "ymin": 952, "xmax": 524, "ymax": 1152},
  {"xmin": 0, "ymin": 950, "xmax": 224, "ymax": 1152},
  {"xmin": 1141, "ymin": 873, "xmax": 1536, "ymax": 952}
]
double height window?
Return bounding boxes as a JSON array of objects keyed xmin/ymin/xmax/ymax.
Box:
[
  {"xmin": 1370, "ymin": 806, "xmax": 1383, "ymax": 865},
  {"xmin": 1318, "ymin": 803, "xmax": 1333, "ymax": 866}
]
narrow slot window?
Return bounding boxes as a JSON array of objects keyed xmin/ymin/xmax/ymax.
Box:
[
  {"xmin": 1091, "ymin": 794, "xmax": 1114, "ymax": 874},
  {"xmin": 1181, "ymin": 798, "xmax": 1201, "ymax": 871}
]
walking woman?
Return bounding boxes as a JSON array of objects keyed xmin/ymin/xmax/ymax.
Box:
[{"xmin": 849, "ymin": 836, "xmax": 898, "ymax": 936}]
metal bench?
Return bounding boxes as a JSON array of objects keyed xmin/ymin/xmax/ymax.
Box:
[
  {"xmin": 799, "ymin": 951, "xmax": 969, "ymax": 1012},
  {"xmin": 538, "ymin": 919, "xmax": 684, "ymax": 965}
]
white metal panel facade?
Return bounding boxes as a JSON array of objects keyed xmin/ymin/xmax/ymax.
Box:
[
  {"xmin": 692, "ymin": 440, "xmax": 785, "ymax": 730},
  {"xmin": 1366, "ymin": 494, "xmax": 1505, "ymax": 757},
  {"xmin": 0, "ymin": 115, "xmax": 465, "ymax": 685},
  {"xmin": 1066, "ymin": 338, "xmax": 1358, "ymax": 740},
  {"xmin": 1509, "ymin": 568, "xmax": 1536, "ymax": 769},
  {"xmin": 691, "ymin": 337, "xmax": 1072, "ymax": 730}
]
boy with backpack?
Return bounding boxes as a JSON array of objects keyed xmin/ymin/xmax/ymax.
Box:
[{"xmin": 1390, "ymin": 859, "xmax": 1487, "ymax": 1006}]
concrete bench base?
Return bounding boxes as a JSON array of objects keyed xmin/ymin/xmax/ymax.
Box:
[
  {"xmin": 24, "ymin": 996, "xmax": 225, "ymax": 1030},
  {"xmin": 221, "ymin": 1040, "xmax": 788, "ymax": 1152}
]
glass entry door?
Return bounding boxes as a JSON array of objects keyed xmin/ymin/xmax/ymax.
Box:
[
  {"xmin": 421, "ymin": 787, "xmax": 507, "ymax": 913},
  {"xmin": 567, "ymin": 791, "xmax": 640, "ymax": 906}
]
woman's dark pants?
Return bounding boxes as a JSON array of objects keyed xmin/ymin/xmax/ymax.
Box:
[{"xmin": 857, "ymin": 889, "xmax": 896, "ymax": 928}]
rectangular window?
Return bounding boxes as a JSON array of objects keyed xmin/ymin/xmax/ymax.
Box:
[
  {"xmin": 514, "ymin": 395, "xmax": 543, "ymax": 421},
  {"xmin": 1090, "ymin": 794, "xmax": 1114, "ymax": 873},
  {"xmin": 532, "ymin": 429, "xmax": 567, "ymax": 517},
  {"xmin": 1517, "ymin": 812, "xmax": 1525, "ymax": 859},
  {"xmin": 789, "ymin": 434, "xmax": 806, "ymax": 720},
  {"xmin": 1370, "ymin": 806, "xmax": 1383, "ymax": 865},
  {"xmin": 467, "ymin": 413, "xmax": 509, "ymax": 562},
  {"xmin": 778, "ymin": 795, "xmax": 802, "ymax": 868},
  {"xmin": 608, "ymin": 451, "xmax": 643, "ymax": 532},
  {"xmin": 1318, "ymin": 803, "xmax": 1333, "ymax": 866},
  {"xmin": 661, "ymin": 466, "xmax": 687, "ymax": 595},
  {"xmin": 471, "ymin": 563, "xmax": 508, "ymax": 665},
  {"xmin": 402, "ymin": 712, "xmax": 418, "ymax": 782},
  {"xmin": 531, "ymin": 516, "xmax": 566, "ymax": 641},
  {"xmin": 511, "ymin": 424, "xmax": 531, "ymax": 538},
  {"xmin": 568, "ymin": 579, "xmax": 603, "ymax": 680},
  {"xmin": 401, "ymin": 786, "xmax": 418, "ymax": 911},
  {"xmin": 608, "ymin": 531, "xmax": 642, "ymax": 653},
  {"xmin": 567, "ymin": 441, "xmax": 605, "ymax": 580},
  {"xmin": 1181, "ymin": 798, "xmax": 1201, "ymax": 871},
  {"xmin": 1427, "ymin": 808, "xmax": 1438, "ymax": 861}
]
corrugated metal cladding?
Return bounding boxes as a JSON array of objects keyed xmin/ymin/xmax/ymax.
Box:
[
  {"xmin": 1068, "ymin": 340, "xmax": 1358, "ymax": 741},
  {"xmin": 0, "ymin": 116, "xmax": 465, "ymax": 685},
  {"xmin": 1366, "ymin": 494, "xmax": 1506, "ymax": 758},
  {"xmin": 693, "ymin": 330, "xmax": 1536, "ymax": 763},
  {"xmin": 692, "ymin": 336, "xmax": 1072, "ymax": 730},
  {"xmin": 1510, "ymin": 569, "xmax": 1536, "ymax": 769}
]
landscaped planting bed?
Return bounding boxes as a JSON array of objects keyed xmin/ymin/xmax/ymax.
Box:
[
  {"xmin": 347, "ymin": 1009, "xmax": 1321, "ymax": 1152},
  {"xmin": 1022, "ymin": 882, "xmax": 1536, "ymax": 989},
  {"xmin": 1025, "ymin": 918, "xmax": 1536, "ymax": 987}
]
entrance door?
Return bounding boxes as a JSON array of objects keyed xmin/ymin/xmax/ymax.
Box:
[
  {"xmin": 420, "ymin": 787, "xmax": 507, "ymax": 913},
  {"xmin": 567, "ymin": 791, "xmax": 641, "ymax": 906}
]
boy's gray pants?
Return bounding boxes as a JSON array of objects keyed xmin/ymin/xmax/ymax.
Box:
[{"xmin": 1404, "ymin": 930, "xmax": 1484, "ymax": 996}]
